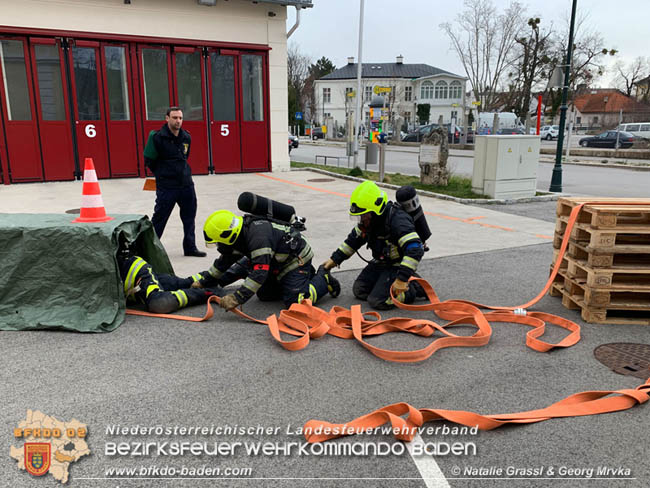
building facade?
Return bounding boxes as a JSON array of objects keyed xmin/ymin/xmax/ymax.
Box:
[
  {"xmin": 313, "ymin": 56, "xmax": 467, "ymax": 133},
  {"xmin": 0, "ymin": 0, "xmax": 310, "ymax": 185}
]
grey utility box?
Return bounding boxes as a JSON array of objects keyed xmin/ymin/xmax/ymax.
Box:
[
  {"xmin": 472, "ymin": 135, "xmax": 541, "ymax": 199},
  {"xmin": 365, "ymin": 142, "xmax": 379, "ymax": 166}
]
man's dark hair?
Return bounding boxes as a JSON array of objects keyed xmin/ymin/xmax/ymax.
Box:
[{"xmin": 166, "ymin": 106, "xmax": 183, "ymax": 116}]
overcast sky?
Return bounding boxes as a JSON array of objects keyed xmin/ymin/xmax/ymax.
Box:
[{"xmin": 287, "ymin": 0, "xmax": 647, "ymax": 87}]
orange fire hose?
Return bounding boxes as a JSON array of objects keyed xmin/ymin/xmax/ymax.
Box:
[{"xmin": 125, "ymin": 202, "xmax": 650, "ymax": 438}]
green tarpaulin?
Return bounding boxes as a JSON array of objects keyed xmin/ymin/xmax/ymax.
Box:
[{"xmin": 0, "ymin": 214, "xmax": 173, "ymax": 332}]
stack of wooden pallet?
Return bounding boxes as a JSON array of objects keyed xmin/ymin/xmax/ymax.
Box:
[{"xmin": 550, "ymin": 197, "xmax": 650, "ymax": 325}]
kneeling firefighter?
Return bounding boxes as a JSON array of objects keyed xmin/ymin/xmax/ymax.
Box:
[
  {"xmin": 192, "ymin": 194, "xmax": 340, "ymax": 311},
  {"xmin": 117, "ymin": 240, "xmax": 219, "ymax": 314},
  {"xmin": 322, "ymin": 181, "xmax": 429, "ymax": 310}
]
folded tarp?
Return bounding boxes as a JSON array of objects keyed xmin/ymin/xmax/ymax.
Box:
[{"xmin": 0, "ymin": 214, "xmax": 173, "ymax": 332}]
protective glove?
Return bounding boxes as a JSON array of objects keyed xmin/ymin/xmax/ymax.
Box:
[
  {"xmin": 391, "ymin": 278, "xmax": 409, "ymax": 296},
  {"xmin": 191, "ymin": 281, "xmax": 203, "ymax": 289},
  {"xmin": 322, "ymin": 258, "xmax": 337, "ymax": 271},
  {"xmin": 219, "ymin": 293, "xmax": 240, "ymax": 311}
]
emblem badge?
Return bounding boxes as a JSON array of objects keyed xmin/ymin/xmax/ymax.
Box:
[
  {"xmin": 25, "ymin": 443, "xmax": 51, "ymax": 476},
  {"xmin": 183, "ymin": 143, "xmax": 189, "ymax": 155}
]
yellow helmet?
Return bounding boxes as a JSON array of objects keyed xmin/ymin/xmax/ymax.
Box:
[
  {"xmin": 203, "ymin": 210, "xmax": 243, "ymax": 247},
  {"xmin": 349, "ymin": 181, "xmax": 387, "ymax": 216}
]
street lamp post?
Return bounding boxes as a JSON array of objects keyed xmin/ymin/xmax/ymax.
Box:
[
  {"xmin": 549, "ymin": 0, "xmax": 578, "ymax": 193},
  {"xmin": 352, "ymin": 0, "xmax": 365, "ymax": 168}
]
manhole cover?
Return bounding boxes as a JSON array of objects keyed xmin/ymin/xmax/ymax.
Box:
[
  {"xmin": 307, "ymin": 178, "xmax": 335, "ymax": 183},
  {"xmin": 65, "ymin": 208, "xmax": 81, "ymax": 215},
  {"xmin": 594, "ymin": 343, "xmax": 650, "ymax": 379}
]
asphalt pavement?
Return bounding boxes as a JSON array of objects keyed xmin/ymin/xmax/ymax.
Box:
[{"xmin": 1, "ymin": 170, "xmax": 649, "ymax": 487}]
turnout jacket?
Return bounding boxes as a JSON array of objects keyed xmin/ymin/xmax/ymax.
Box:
[
  {"xmin": 330, "ymin": 202, "xmax": 424, "ymax": 282},
  {"xmin": 200, "ymin": 217, "xmax": 313, "ymax": 304},
  {"xmin": 143, "ymin": 123, "xmax": 193, "ymax": 189}
]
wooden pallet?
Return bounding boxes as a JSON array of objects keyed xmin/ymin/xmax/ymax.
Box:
[
  {"xmin": 565, "ymin": 241, "xmax": 650, "ymax": 268},
  {"xmin": 564, "ymin": 254, "xmax": 650, "ymax": 289},
  {"xmin": 554, "ymin": 219, "xmax": 650, "ymax": 252},
  {"xmin": 561, "ymin": 272, "xmax": 650, "ymax": 308},
  {"xmin": 550, "ymin": 281, "xmax": 650, "ymax": 325},
  {"xmin": 556, "ymin": 197, "xmax": 650, "ymax": 229}
]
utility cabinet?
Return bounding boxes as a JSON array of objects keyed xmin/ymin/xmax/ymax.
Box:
[{"xmin": 472, "ymin": 135, "xmax": 541, "ymax": 199}]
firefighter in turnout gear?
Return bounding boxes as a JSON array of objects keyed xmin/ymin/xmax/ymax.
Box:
[
  {"xmin": 322, "ymin": 181, "xmax": 425, "ymax": 310},
  {"xmin": 192, "ymin": 210, "xmax": 340, "ymax": 311},
  {"xmin": 117, "ymin": 243, "xmax": 219, "ymax": 314}
]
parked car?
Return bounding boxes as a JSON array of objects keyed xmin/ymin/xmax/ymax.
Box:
[
  {"xmin": 578, "ymin": 131, "xmax": 635, "ymax": 149},
  {"xmin": 288, "ymin": 132, "xmax": 299, "ymax": 148},
  {"xmin": 496, "ymin": 127, "xmax": 526, "ymax": 135},
  {"xmin": 616, "ymin": 122, "xmax": 650, "ymax": 140},
  {"xmin": 311, "ymin": 127, "xmax": 325, "ymax": 140},
  {"xmin": 401, "ymin": 123, "xmax": 460, "ymax": 143},
  {"xmin": 540, "ymin": 125, "xmax": 560, "ymax": 140}
]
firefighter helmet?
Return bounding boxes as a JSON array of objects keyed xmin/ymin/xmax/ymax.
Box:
[
  {"xmin": 203, "ymin": 210, "xmax": 243, "ymax": 247},
  {"xmin": 349, "ymin": 181, "xmax": 387, "ymax": 216}
]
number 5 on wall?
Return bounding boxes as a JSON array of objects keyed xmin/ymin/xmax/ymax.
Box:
[{"xmin": 220, "ymin": 124, "xmax": 229, "ymax": 136}]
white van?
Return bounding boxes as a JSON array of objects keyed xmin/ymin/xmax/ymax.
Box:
[
  {"xmin": 617, "ymin": 122, "xmax": 650, "ymax": 140},
  {"xmin": 477, "ymin": 112, "xmax": 521, "ymax": 131}
]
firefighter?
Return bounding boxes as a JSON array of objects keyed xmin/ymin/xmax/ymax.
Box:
[
  {"xmin": 192, "ymin": 210, "xmax": 340, "ymax": 311},
  {"xmin": 321, "ymin": 181, "xmax": 425, "ymax": 310},
  {"xmin": 118, "ymin": 246, "xmax": 218, "ymax": 314}
]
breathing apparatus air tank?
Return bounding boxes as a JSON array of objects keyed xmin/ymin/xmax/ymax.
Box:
[
  {"xmin": 395, "ymin": 185, "xmax": 431, "ymax": 247},
  {"xmin": 237, "ymin": 192, "xmax": 306, "ymax": 231}
]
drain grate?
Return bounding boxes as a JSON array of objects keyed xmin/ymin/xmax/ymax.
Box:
[
  {"xmin": 594, "ymin": 343, "xmax": 650, "ymax": 380},
  {"xmin": 307, "ymin": 178, "xmax": 335, "ymax": 183},
  {"xmin": 65, "ymin": 208, "xmax": 81, "ymax": 215}
]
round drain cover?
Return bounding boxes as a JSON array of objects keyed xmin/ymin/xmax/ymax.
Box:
[
  {"xmin": 65, "ymin": 208, "xmax": 81, "ymax": 215},
  {"xmin": 307, "ymin": 178, "xmax": 335, "ymax": 183},
  {"xmin": 594, "ymin": 343, "xmax": 650, "ymax": 379}
]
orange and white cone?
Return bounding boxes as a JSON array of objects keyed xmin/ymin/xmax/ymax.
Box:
[{"xmin": 72, "ymin": 158, "xmax": 114, "ymax": 223}]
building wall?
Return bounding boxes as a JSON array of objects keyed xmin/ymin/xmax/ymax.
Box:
[
  {"xmin": 0, "ymin": 0, "xmax": 290, "ymax": 171},
  {"xmin": 313, "ymin": 74, "xmax": 466, "ymax": 134}
]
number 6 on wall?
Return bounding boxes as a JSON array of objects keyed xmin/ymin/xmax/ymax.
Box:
[
  {"xmin": 220, "ymin": 124, "xmax": 229, "ymax": 137},
  {"xmin": 85, "ymin": 124, "xmax": 97, "ymax": 138}
]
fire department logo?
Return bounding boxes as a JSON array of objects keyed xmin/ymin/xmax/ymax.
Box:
[
  {"xmin": 10, "ymin": 410, "xmax": 90, "ymax": 484},
  {"xmin": 183, "ymin": 143, "xmax": 189, "ymax": 155},
  {"xmin": 25, "ymin": 443, "xmax": 51, "ymax": 476}
]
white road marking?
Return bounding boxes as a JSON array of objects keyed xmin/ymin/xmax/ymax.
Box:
[{"xmin": 406, "ymin": 433, "xmax": 451, "ymax": 488}]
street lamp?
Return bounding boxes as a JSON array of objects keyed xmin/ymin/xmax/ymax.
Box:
[{"xmin": 549, "ymin": 0, "xmax": 578, "ymax": 193}]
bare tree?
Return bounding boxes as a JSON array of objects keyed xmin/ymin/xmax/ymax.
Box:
[
  {"xmin": 287, "ymin": 43, "xmax": 312, "ymax": 127},
  {"xmin": 613, "ymin": 57, "xmax": 649, "ymax": 97},
  {"xmin": 440, "ymin": 0, "xmax": 524, "ymax": 111},
  {"xmin": 504, "ymin": 17, "xmax": 554, "ymax": 120}
]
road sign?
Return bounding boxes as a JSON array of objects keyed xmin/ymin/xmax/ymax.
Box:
[
  {"xmin": 347, "ymin": 91, "xmax": 356, "ymax": 98},
  {"xmin": 295, "ymin": 112, "xmax": 303, "ymax": 120},
  {"xmin": 471, "ymin": 101, "xmax": 481, "ymax": 106},
  {"xmin": 374, "ymin": 86, "xmax": 391, "ymax": 94}
]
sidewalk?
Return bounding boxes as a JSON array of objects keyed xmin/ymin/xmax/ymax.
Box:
[{"xmin": 0, "ymin": 170, "xmax": 554, "ymax": 278}]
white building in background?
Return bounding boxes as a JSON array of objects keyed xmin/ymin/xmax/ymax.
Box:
[{"xmin": 313, "ymin": 56, "xmax": 468, "ymax": 132}]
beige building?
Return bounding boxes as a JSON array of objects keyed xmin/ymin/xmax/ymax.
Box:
[
  {"xmin": 313, "ymin": 56, "xmax": 467, "ymax": 133},
  {"xmin": 0, "ymin": 0, "xmax": 310, "ymax": 184}
]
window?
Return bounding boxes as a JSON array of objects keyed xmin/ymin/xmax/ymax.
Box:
[
  {"xmin": 404, "ymin": 111, "xmax": 411, "ymax": 122},
  {"xmin": 627, "ymin": 124, "xmax": 640, "ymax": 132},
  {"xmin": 593, "ymin": 116, "xmax": 599, "ymax": 124},
  {"xmin": 322, "ymin": 87, "xmax": 331, "ymax": 104},
  {"xmin": 435, "ymin": 80, "xmax": 448, "ymax": 99},
  {"xmin": 420, "ymin": 81, "xmax": 433, "ymax": 99},
  {"xmin": 451, "ymin": 110, "xmax": 457, "ymax": 121},
  {"xmin": 576, "ymin": 116, "xmax": 581, "ymax": 124},
  {"xmin": 364, "ymin": 85, "xmax": 373, "ymax": 102},
  {"xmin": 324, "ymin": 112, "xmax": 331, "ymax": 118},
  {"xmin": 449, "ymin": 80, "xmax": 462, "ymax": 99},
  {"xmin": 404, "ymin": 86, "xmax": 412, "ymax": 101},
  {"xmin": 345, "ymin": 87, "xmax": 354, "ymax": 97},
  {"xmin": 641, "ymin": 124, "xmax": 650, "ymax": 132}
]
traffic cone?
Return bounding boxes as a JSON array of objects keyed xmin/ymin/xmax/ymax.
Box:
[{"xmin": 72, "ymin": 158, "xmax": 114, "ymax": 223}]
